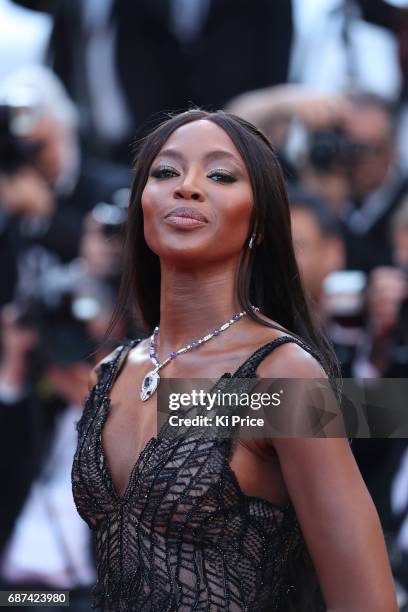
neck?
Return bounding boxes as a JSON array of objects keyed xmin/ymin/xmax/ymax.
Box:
[{"xmin": 156, "ymin": 258, "xmax": 245, "ymax": 355}]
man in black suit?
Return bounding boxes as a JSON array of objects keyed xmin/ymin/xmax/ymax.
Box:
[
  {"xmin": 298, "ymin": 91, "xmax": 408, "ymax": 274},
  {"xmin": 12, "ymin": 0, "xmax": 293, "ymax": 160},
  {"xmin": 115, "ymin": 0, "xmax": 293, "ymax": 132},
  {"xmin": 339, "ymin": 93, "xmax": 408, "ymax": 273}
]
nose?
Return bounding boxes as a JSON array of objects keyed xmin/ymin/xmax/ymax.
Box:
[{"xmin": 174, "ymin": 174, "xmax": 204, "ymax": 202}]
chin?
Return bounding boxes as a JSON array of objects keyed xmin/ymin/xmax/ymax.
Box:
[{"xmin": 146, "ymin": 229, "xmax": 210, "ymax": 256}]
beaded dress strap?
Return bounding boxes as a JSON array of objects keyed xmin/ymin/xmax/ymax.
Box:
[
  {"xmin": 98, "ymin": 339, "xmax": 143, "ymax": 397},
  {"xmin": 232, "ymin": 335, "xmax": 326, "ymax": 378}
]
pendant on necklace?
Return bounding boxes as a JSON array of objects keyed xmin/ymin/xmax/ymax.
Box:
[{"xmin": 140, "ymin": 369, "xmax": 160, "ymax": 401}]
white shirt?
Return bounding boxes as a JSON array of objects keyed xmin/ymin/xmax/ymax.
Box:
[
  {"xmin": 290, "ymin": 0, "xmax": 401, "ymax": 99},
  {"xmin": 0, "ymin": 0, "xmax": 51, "ymax": 82}
]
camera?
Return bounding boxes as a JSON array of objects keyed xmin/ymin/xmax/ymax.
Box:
[
  {"xmin": 13, "ymin": 262, "xmax": 109, "ymax": 365},
  {"xmin": 0, "ymin": 103, "xmax": 41, "ymax": 173},
  {"xmin": 308, "ymin": 127, "xmax": 376, "ymax": 173}
]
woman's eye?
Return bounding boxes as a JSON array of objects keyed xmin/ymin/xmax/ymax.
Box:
[
  {"xmin": 207, "ymin": 170, "xmax": 237, "ymax": 184},
  {"xmin": 150, "ymin": 165, "xmax": 179, "ymax": 179}
]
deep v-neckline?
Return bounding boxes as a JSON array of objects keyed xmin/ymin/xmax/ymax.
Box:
[
  {"xmin": 98, "ymin": 365, "xmax": 233, "ymax": 501},
  {"xmin": 98, "ymin": 339, "xmax": 228, "ymax": 504},
  {"xmin": 97, "ymin": 334, "xmax": 306, "ymax": 503},
  {"xmin": 98, "ymin": 396, "xmax": 158, "ymax": 501}
]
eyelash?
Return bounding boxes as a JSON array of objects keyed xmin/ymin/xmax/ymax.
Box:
[
  {"xmin": 207, "ymin": 169, "xmax": 237, "ymax": 183},
  {"xmin": 150, "ymin": 165, "xmax": 237, "ymax": 184},
  {"xmin": 150, "ymin": 165, "xmax": 179, "ymax": 179}
]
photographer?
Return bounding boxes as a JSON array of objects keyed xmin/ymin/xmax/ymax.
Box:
[
  {"xmin": 0, "ymin": 66, "xmax": 131, "ymax": 304},
  {"xmin": 363, "ymin": 196, "xmax": 408, "ymax": 379},
  {"xmin": 289, "ymin": 187, "xmax": 346, "ymax": 323},
  {"xmin": 288, "ymin": 187, "xmax": 407, "ymax": 536},
  {"xmin": 300, "ymin": 92, "xmax": 408, "ymax": 274},
  {"xmin": 79, "ymin": 195, "xmax": 147, "ymax": 338},
  {"xmin": 0, "ymin": 262, "xmax": 130, "ymax": 610},
  {"xmin": 80, "ymin": 198, "xmax": 127, "ymax": 288},
  {"xmin": 228, "ymin": 85, "xmax": 407, "ymax": 274}
]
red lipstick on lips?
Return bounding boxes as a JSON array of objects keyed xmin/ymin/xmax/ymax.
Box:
[{"xmin": 164, "ymin": 206, "xmax": 208, "ymax": 227}]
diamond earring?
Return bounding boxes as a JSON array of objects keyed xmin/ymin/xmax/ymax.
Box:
[{"xmin": 248, "ymin": 233, "xmax": 256, "ymax": 249}]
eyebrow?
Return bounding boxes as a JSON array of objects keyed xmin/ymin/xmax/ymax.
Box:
[{"xmin": 157, "ymin": 148, "xmax": 241, "ymax": 164}]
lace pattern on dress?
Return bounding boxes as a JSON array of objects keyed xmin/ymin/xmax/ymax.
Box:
[{"xmin": 72, "ymin": 337, "xmax": 326, "ymax": 611}]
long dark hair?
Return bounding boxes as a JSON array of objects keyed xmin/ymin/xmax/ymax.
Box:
[{"xmin": 108, "ymin": 109, "xmax": 340, "ymax": 379}]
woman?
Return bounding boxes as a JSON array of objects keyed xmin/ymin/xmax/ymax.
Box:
[{"xmin": 72, "ymin": 110, "xmax": 397, "ymax": 611}]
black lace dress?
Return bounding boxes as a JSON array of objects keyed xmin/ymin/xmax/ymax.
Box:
[{"xmin": 72, "ymin": 336, "xmax": 326, "ymax": 611}]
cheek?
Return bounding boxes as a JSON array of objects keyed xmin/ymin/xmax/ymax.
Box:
[
  {"xmin": 354, "ymin": 159, "xmax": 382, "ymax": 181},
  {"xmin": 141, "ymin": 183, "xmax": 156, "ymax": 216},
  {"xmin": 141, "ymin": 180, "xmax": 171, "ymax": 220},
  {"xmin": 141, "ymin": 188, "xmax": 161, "ymax": 249},
  {"xmin": 215, "ymin": 189, "xmax": 253, "ymax": 243},
  {"xmin": 141, "ymin": 190, "xmax": 151, "ymax": 222},
  {"xmin": 141, "ymin": 182, "xmax": 164, "ymax": 226}
]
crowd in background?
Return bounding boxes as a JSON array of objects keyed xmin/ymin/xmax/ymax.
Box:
[{"xmin": 1, "ymin": 0, "xmax": 408, "ymax": 610}]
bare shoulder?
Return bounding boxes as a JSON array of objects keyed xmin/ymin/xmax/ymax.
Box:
[{"xmin": 257, "ymin": 336, "xmax": 328, "ymax": 379}]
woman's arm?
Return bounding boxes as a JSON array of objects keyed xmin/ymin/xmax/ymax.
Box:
[{"xmin": 259, "ymin": 343, "xmax": 398, "ymax": 612}]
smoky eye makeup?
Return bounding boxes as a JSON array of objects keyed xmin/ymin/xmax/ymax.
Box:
[
  {"xmin": 206, "ymin": 168, "xmax": 238, "ymax": 183},
  {"xmin": 149, "ymin": 163, "xmax": 180, "ymax": 179},
  {"xmin": 148, "ymin": 160, "xmax": 241, "ymax": 183}
]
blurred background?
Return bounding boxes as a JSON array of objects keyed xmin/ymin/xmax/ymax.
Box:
[{"xmin": 1, "ymin": 0, "xmax": 408, "ymax": 609}]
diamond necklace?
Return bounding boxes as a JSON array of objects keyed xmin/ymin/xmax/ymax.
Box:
[{"xmin": 140, "ymin": 306, "xmax": 257, "ymax": 401}]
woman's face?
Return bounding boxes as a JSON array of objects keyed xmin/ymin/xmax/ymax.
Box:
[{"xmin": 141, "ymin": 120, "xmax": 254, "ymax": 265}]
